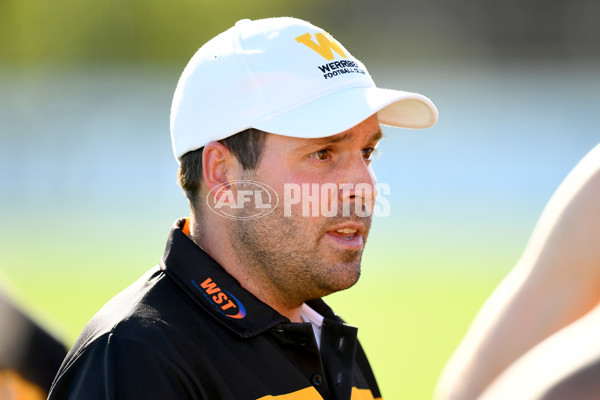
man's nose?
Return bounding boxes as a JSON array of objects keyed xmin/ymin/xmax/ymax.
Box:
[{"xmin": 337, "ymin": 156, "xmax": 377, "ymax": 203}]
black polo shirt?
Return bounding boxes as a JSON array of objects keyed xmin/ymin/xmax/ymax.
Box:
[{"xmin": 48, "ymin": 219, "xmax": 382, "ymax": 400}]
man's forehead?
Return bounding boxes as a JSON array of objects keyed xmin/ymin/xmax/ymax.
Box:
[
  {"xmin": 304, "ymin": 129, "xmax": 383, "ymax": 146},
  {"xmin": 264, "ymin": 128, "xmax": 382, "ymax": 153},
  {"xmin": 265, "ymin": 115, "xmax": 383, "ymax": 149}
]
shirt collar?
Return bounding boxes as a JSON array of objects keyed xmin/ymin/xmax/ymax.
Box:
[{"xmin": 160, "ymin": 219, "xmax": 289, "ymax": 338}]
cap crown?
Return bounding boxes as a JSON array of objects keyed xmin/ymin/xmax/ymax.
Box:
[{"xmin": 170, "ymin": 17, "xmax": 375, "ymax": 160}]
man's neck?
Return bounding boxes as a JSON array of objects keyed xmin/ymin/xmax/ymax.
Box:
[{"xmin": 189, "ymin": 216, "xmax": 304, "ymax": 323}]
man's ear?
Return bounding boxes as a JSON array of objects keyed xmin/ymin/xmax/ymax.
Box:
[{"xmin": 202, "ymin": 141, "xmax": 240, "ymax": 193}]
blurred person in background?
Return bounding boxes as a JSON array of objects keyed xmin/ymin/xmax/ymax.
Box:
[
  {"xmin": 47, "ymin": 17, "xmax": 437, "ymax": 400},
  {"xmin": 0, "ymin": 287, "xmax": 67, "ymax": 400},
  {"xmin": 435, "ymin": 142, "xmax": 600, "ymax": 399}
]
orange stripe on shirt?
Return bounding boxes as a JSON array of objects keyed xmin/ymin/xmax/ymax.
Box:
[{"xmin": 182, "ymin": 217, "xmax": 191, "ymax": 236}]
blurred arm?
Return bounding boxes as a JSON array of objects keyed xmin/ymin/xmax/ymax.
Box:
[
  {"xmin": 0, "ymin": 288, "xmax": 67, "ymax": 398},
  {"xmin": 434, "ymin": 143, "xmax": 600, "ymax": 400},
  {"xmin": 477, "ymin": 299, "xmax": 600, "ymax": 400}
]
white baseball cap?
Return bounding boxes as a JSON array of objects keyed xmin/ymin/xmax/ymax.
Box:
[{"xmin": 170, "ymin": 17, "xmax": 438, "ymax": 161}]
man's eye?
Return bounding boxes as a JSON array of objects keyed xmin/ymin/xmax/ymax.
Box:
[
  {"xmin": 362, "ymin": 147, "xmax": 376, "ymax": 160},
  {"xmin": 309, "ymin": 149, "xmax": 330, "ymax": 161}
]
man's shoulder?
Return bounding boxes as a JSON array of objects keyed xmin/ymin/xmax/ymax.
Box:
[
  {"xmin": 63, "ymin": 265, "xmax": 203, "ymax": 364},
  {"xmin": 51, "ymin": 265, "xmax": 214, "ymax": 391},
  {"xmin": 49, "ymin": 308, "xmax": 202, "ymax": 399}
]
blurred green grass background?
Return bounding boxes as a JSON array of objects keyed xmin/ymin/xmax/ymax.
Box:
[{"xmin": 2, "ymin": 0, "xmax": 600, "ymax": 398}]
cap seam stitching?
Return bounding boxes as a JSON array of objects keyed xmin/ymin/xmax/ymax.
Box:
[{"xmin": 234, "ymin": 26, "xmax": 273, "ymax": 118}]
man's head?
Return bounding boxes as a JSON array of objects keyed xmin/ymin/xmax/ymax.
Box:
[{"xmin": 170, "ymin": 17, "xmax": 438, "ymax": 311}]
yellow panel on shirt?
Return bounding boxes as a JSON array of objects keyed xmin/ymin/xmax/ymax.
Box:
[{"xmin": 257, "ymin": 386, "xmax": 381, "ymax": 399}]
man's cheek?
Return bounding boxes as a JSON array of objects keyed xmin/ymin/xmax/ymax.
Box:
[
  {"xmin": 320, "ymin": 183, "xmax": 338, "ymax": 218},
  {"xmin": 354, "ymin": 183, "xmax": 375, "ymax": 218}
]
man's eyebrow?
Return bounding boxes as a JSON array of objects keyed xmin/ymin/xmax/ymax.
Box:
[
  {"xmin": 294, "ymin": 129, "xmax": 384, "ymax": 152},
  {"xmin": 368, "ymin": 129, "xmax": 384, "ymax": 143}
]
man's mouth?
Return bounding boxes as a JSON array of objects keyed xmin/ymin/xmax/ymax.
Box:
[
  {"xmin": 324, "ymin": 223, "xmax": 365, "ymax": 250},
  {"xmin": 332, "ymin": 228, "xmax": 358, "ymax": 240}
]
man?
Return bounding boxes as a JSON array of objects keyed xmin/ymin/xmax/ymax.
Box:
[
  {"xmin": 49, "ymin": 17, "xmax": 437, "ymax": 399},
  {"xmin": 435, "ymin": 143, "xmax": 600, "ymax": 400}
]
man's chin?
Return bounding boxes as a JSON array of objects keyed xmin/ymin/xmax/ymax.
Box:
[{"xmin": 323, "ymin": 262, "xmax": 362, "ymax": 294}]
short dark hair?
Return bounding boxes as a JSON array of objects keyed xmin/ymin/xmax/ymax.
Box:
[{"xmin": 178, "ymin": 128, "xmax": 268, "ymax": 209}]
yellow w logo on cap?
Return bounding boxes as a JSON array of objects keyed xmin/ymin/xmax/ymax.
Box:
[{"xmin": 295, "ymin": 32, "xmax": 347, "ymax": 61}]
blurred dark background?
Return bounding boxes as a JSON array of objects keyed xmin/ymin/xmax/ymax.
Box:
[{"xmin": 2, "ymin": 0, "xmax": 599, "ymax": 66}]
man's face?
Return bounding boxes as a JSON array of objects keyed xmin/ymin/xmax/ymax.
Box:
[{"xmin": 228, "ymin": 114, "xmax": 382, "ymax": 307}]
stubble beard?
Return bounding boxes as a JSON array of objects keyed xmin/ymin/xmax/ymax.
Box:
[{"xmin": 228, "ymin": 196, "xmax": 371, "ymax": 309}]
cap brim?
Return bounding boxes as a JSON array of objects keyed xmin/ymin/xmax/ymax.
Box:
[{"xmin": 252, "ymin": 86, "xmax": 438, "ymax": 139}]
